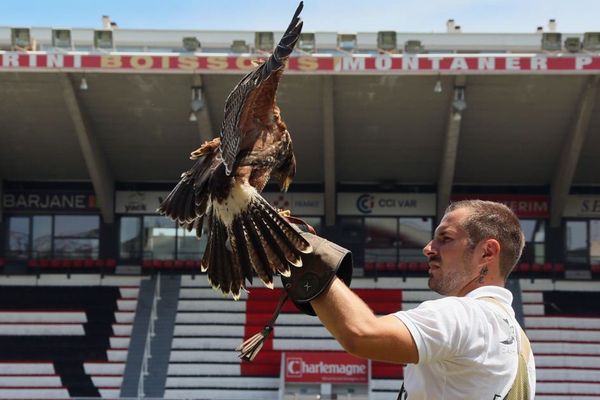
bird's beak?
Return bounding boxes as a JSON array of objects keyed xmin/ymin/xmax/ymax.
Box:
[{"xmin": 282, "ymin": 177, "xmax": 292, "ymax": 192}]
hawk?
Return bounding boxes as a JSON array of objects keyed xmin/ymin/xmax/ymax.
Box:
[{"xmin": 158, "ymin": 2, "xmax": 312, "ymax": 299}]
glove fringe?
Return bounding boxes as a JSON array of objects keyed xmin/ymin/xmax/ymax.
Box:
[{"xmin": 237, "ymin": 291, "xmax": 288, "ymax": 362}]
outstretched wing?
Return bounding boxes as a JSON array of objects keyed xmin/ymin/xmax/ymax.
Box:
[{"xmin": 219, "ymin": 1, "xmax": 304, "ymax": 175}]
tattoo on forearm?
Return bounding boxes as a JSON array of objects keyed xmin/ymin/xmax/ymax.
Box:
[{"xmin": 478, "ymin": 265, "xmax": 489, "ymax": 283}]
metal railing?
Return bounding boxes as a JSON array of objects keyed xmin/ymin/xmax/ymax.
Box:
[{"xmin": 137, "ymin": 272, "xmax": 161, "ymax": 398}]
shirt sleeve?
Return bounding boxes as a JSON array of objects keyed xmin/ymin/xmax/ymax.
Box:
[{"xmin": 394, "ymin": 297, "xmax": 482, "ymax": 364}]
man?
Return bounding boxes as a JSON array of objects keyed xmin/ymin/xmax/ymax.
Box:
[{"xmin": 301, "ymin": 200, "xmax": 536, "ymax": 399}]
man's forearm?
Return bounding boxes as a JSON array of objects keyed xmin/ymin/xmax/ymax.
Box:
[{"xmin": 310, "ymin": 278, "xmax": 418, "ymax": 364}]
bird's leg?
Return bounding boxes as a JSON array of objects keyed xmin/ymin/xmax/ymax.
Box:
[{"xmin": 190, "ymin": 137, "xmax": 221, "ymax": 160}]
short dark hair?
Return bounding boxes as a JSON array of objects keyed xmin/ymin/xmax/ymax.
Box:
[{"xmin": 445, "ymin": 200, "xmax": 525, "ymax": 278}]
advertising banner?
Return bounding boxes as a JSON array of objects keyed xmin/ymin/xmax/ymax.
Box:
[
  {"xmin": 338, "ymin": 193, "xmax": 435, "ymax": 216},
  {"xmin": 564, "ymin": 195, "xmax": 600, "ymax": 217},
  {"xmin": 262, "ymin": 192, "xmax": 324, "ymax": 216},
  {"xmin": 115, "ymin": 191, "xmax": 169, "ymax": 214},
  {"xmin": 284, "ymin": 352, "xmax": 368, "ymax": 383},
  {"xmin": 2, "ymin": 53, "xmax": 599, "ymax": 74},
  {"xmin": 2, "ymin": 190, "xmax": 97, "ymax": 211}
]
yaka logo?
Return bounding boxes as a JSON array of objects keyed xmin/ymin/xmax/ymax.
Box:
[{"xmin": 356, "ymin": 194, "xmax": 375, "ymax": 214}]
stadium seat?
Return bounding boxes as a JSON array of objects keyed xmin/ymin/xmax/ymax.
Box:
[
  {"xmin": 50, "ymin": 259, "xmax": 61, "ymax": 269},
  {"xmin": 105, "ymin": 258, "xmax": 117, "ymax": 268},
  {"xmin": 142, "ymin": 259, "xmax": 153, "ymax": 269},
  {"xmin": 408, "ymin": 262, "xmax": 419, "ymax": 272},
  {"xmin": 364, "ymin": 261, "xmax": 375, "ymax": 271},
  {"xmin": 419, "ymin": 262, "xmax": 429, "ymax": 272},
  {"xmin": 542, "ymin": 262, "xmax": 553, "ymax": 273},
  {"xmin": 397, "ymin": 262, "xmax": 408, "ymax": 272},
  {"xmin": 72, "ymin": 259, "xmax": 84, "ymax": 268},
  {"xmin": 375, "ymin": 262, "xmax": 386, "ymax": 272},
  {"xmin": 94, "ymin": 259, "xmax": 106, "ymax": 268},
  {"xmin": 531, "ymin": 263, "xmax": 542, "ymax": 273},
  {"xmin": 184, "ymin": 260, "xmax": 195, "ymax": 269},
  {"xmin": 554, "ymin": 263, "xmax": 565, "ymax": 273},
  {"xmin": 39, "ymin": 259, "xmax": 50, "ymax": 269},
  {"xmin": 592, "ymin": 264, "xmax": 600, "ymax": 274},
  {"xmin": 61, "ymin": 259, "xmax": 73, "ymax": 268},
  {"xmin": 83, "ymin": 259, "xmax": 95, "ymax": 268},
  {"xmin": 152, "ymin": 259, "xmax": 163, "ymax": 269},
  {"xmin": 385, "ymin": 262, "xmax": 396, "ymax": 272},
  {"xmin": 519, "ymin": 262, "xmax": 530, "ymax": 273},
  {"xmin": 163, "ymin": 260, "xmax": 175, "ymax": 269},
  {"xmin": 28, "ymin": 259, "xmax": 39, "ymax": 268},
  {"xmin": 174, "ymin": 260, "xmax": 185, "ymax": 269},
  {"xmin": 0, "ymin": 258, "xmax": 5, "ymax": 268}
]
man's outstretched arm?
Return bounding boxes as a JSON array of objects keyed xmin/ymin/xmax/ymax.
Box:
[{"xmin": 311, "ymin": 278, "xmax": 419, "ymax": 364}]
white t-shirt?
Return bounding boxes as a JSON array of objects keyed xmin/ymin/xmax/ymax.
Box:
[{"xmin": 394, "ymin": 286, "xmax": 536, "ymax": 400}]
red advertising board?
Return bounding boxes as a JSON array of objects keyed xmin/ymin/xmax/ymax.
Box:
[
  {"xmin": 1, "ymin": 53, "xmax": 600, "ymax": 74},
  {"xmin": 284, "ymin": 352, "xmax": 368, "ymax": 383},
  {"xmin": 450, "ymin": 194, "xmax": 549, "ymax": 218}
]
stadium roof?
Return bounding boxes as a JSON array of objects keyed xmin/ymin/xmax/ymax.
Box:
[{"xmin": 0, "ymin": 26, "xmax": 599, "ymax": 224}]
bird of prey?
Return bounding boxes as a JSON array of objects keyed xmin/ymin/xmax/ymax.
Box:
[{"xmin": 158, "ymin": 2, "xmax": 311, "ymax": 300}]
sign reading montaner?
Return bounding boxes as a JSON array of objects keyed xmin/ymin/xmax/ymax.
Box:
[{"xmin": 284, "ymin": 352, "xmax": 368, "ymax": 383}]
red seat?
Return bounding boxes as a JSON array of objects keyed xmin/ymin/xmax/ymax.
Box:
[
  {"xmin": 152, "ymin": 259, "xmax": 163, "ymax": 269},
  {"xmin": 553, "ymin": 263, "xmax": 565, "ymax": 273},
  {"xmin": 184, "ymin": 259, "xmax": 195, "ymax": 269},
  {"xmin": 73, "ymin": 259, "xmax": 84, "ymax": 268},
  {"xmin": 28, "ymin": 259, "xmax": 39, "ymax": 268},
  {"xmin": 519, "ymin": 262, "xmax": 530, "ymax": 273},
  {"xmin": 174, "ymin": 260, "xmax": 185, "ymax": 269},
  {"xmin": 592, "ymin": 264, "xmax": 600, "ymax": 274},
  {"xmin": 163, "ymin": 260, "xmax": 175, "ymax": 269},
  {"xmin": 84, "ymin": 259, "xmax": 95, "ymax": 268},
  {"xmin": 50, "ymin": 259, "xmax": 61, "ymax": 268},
  {"xmin": 61, "ymin": 259, "xmax": 73, "ymax": 268},
  {"xmin": 419, "ymin": 262, "xmax": 429, "ymax": 272},
  {"xmin": 364, "ymin": 261, "xmax": 375, "ymax": 271},
  {"xmin": 408, "ymin": 262, "xmax": 419, "ymax": 272},
  {"xmin": 39, "ymin": 259, "xmax": 50, "ymax": 268},
  {"xmin": 531, "ymin": 263, "xmax": 542, "ymax": 273},
  {"xmin": 542, "ymin": 262, "xmax": 553, "ymax": 273},
  {"xmin": 397, "ymin": 262, "xmax": 408, "ymax": 272},
  {"xmin": 0, "ymin": 258, "xmax": 5, "ymax": 267},
  {"xmin": 95, "ymin": 259, "xmax": 106, "ymax": 268},
  {"xmin": 142, "ymin": 259, "xmax": 153, "ymax": 269},
  {"xmin": 375, "ymin": 262, "xmax": 386, "ymax": 271},
  {"xmin": 385, "ymin": 262, "xmax": 396, "ymax": 272},
  {"xmin": 105, "ymin": 258, "xmax": 117, "ymax": 268}
]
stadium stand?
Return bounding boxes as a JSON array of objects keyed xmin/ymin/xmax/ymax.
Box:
[
  {"xmin": 521, "ymin": 280, "xmax": 600, "ymax": 400},
  {"xmin": 0, "ymin": 275, "xmax": 143, "ymax": 398}
]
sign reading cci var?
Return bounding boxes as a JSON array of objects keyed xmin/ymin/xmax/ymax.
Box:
[{"xmin": 337, "ymin": 193, "xmax": 436, "ymax": 216}]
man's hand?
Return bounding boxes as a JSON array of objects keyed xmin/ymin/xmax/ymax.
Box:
[{"xmin": 280, "ymin": 230, "xmax": 353, "ymax": 315}]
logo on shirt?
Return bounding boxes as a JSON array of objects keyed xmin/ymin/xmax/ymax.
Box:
[{"xmin": 500, "ymin": 318, "xmax": 516, "ymax": 346}]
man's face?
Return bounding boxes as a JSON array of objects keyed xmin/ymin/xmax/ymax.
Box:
[{"xmin": 422, "ymin": 207, "xmax": 480, "ymax": 296}]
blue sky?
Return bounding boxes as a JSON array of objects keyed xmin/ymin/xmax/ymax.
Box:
[{"xmin": 1, "ymin": 0, "xmax": 599, "ymax": 33}]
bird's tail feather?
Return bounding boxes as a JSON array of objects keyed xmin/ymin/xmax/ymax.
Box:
[
  {"xmin": 157, "ymin": 145, "xmax": 220, "ymax": 237},
  {"xmin": 203, "ymin": 191, "xmax": 313, "ymax": 298}
]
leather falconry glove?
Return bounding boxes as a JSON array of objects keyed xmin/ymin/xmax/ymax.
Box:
[{"xmin": 237, "ymin": 211, "xmax": 353, "ymax": 361}]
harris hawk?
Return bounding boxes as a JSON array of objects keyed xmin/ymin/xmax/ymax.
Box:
[{"xmin": 158, "ymin": 2, "xmax": 312, "ymax": 300}]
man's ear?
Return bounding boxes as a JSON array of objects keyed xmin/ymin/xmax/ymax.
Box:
[{"xmin": 481, "ymin": 239, "xmax": 501, "ymax": 264}]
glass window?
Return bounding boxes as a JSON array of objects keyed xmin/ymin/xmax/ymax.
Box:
[
  {"xmin": 32, "ymin": 216, "xmax": 52, "ymax": 258},
  {"xmin": 8, "ymin": 217, "xmax": 30, "ymax": 259},
  {"xmin": 55, "ymin": 215, "xmax": 99, "ymax": 238},
  {"xmin": 54, "ymin": 238, "xmax": 99, "ymax": 259},
  {"xmin": 177, "ymin": 226, "xmax": 206, "ymax": 260},
  {"xmin": 399, "ymin": 217, "xmax": 432, "ymax": 248},
  {"xmin": 566, "ymin": 221, "xmax": 588, "ymax": 264},
  {"xmin": 143, "ymin": 216, "xmax": 176, "ymax": 260},
  {"xmin": 520, "ymin": 219, "xmax": 545, "ymax": 264},
  {"xmin": 120, "ymin": 217, "xmax": 142, "ymax": 260},
  {"xmin": 365, "ymin": 218, "xmax": 397, "ymax": 262},
  {"xmin": 590, "ymin": 220, "xmax": 600, "ymax": 264}
]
